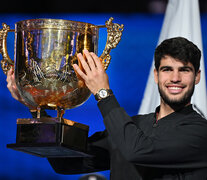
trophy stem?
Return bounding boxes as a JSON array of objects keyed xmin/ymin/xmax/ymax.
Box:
[
  {"xmin": 57, "ymin": 107, "xmax": 65, "ymax": 119},
  {"xmin": 37, "ymin": 106, "xmax": 41, "ymax": 118}
]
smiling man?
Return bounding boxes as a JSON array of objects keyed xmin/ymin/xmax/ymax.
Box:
[
  {"xmin": 153, "ymin": 37, "xmax": 201, "ymax": 119},
  {"xmin": 154, "ymin": 56, "xmax": 199, "ymax": 119},
  {"xmin": 6, "ymin": 37, "xmax": 207, "ymax": 179}
]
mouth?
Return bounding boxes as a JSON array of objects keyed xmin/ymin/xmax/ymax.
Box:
[{"xmin": 166, "ymin": 85, "xmax": 185, "ymax": 94}]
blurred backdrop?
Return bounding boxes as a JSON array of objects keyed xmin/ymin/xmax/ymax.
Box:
[{"xmin": 0, "ymin": 1, "xmax": 207, "ymax": 180}]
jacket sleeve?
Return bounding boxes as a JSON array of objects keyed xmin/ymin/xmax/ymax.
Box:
[
  {"xmin": 98, "ymin": 95, "xmax": 207, "ymax": 169},
  {"xmin": 47, "ymin": 130, "xmax": 110, "ymax": 174}
]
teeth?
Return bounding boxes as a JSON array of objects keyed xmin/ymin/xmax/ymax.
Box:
[{"xmin": 168, "ymin": 87, "xmax": 182, "ymax": 90}]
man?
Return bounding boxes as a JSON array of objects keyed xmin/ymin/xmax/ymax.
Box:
[{"xmin": 6, "ymin": 37, "xmax": 207, "ymax": 179}]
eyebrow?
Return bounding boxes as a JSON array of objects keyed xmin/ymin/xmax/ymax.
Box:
[
  {"xmin": 159, "ymin": 65, "xmax": 194, "ymax": 71},
  {"xmin": 159, "ymin": 66, "xmax": 172, "ymax": 71},
  {"xmin": 179, "ymin": 66, "xmax": 194, "ymax": 71}
]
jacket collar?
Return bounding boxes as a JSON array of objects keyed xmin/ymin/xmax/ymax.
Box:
[{"xmin": 154, "ymin": 104, "xmax": 195, "ymax": 123}]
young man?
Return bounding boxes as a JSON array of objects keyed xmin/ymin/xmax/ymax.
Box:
[{"xmin": 6, "ymin": 37, "xmax": 207, "ymax": 179}]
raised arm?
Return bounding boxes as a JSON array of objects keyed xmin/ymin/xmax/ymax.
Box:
[
  {"xmin": 73, "ymin": 49, "xmax": 207, "ymax": 169},
  {"xmin": 99, "ymin": 97, "xmax": 207, "ymax": 169}
]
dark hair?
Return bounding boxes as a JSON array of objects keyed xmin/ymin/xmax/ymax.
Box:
[{"xmin": 154, "ymin": 37, "xmax": 201, "ymax": 73}]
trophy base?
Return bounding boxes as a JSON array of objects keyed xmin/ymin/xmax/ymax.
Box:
[{"xmin": 7, "ymin": 117, "xmax": 91, "ymax": 158}]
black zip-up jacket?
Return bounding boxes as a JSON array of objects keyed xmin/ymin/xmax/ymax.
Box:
[{"xmin": 48, "ymin": 95, "xmax": 207, "ymax": 179}]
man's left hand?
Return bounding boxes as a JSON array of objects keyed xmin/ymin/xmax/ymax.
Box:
[{"xmin": 72, "ymin": 49, "xmax": 110, "ymax": 95}]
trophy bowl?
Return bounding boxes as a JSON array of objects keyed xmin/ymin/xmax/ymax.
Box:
[{"xmin": 0, "ymin": 17, "xmax": 123, "ymax": 157}]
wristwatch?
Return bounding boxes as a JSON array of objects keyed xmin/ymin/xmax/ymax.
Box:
[{"xmin": 95, "ymin": 88, "xmax": 113, "ymax": 101}]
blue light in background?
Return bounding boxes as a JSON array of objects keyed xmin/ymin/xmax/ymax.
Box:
[{"xmin": 0, "ymin": 13, "xmax": 206, "ymax": 180}]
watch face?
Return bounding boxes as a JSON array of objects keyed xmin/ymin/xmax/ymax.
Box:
[{"xmin": 99, "ymin": 89, "xmax": 108, "ymax": 98}]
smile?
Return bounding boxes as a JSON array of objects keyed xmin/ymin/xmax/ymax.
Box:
[
  {"xmin": 167, "ymin": 85, "xmax": 184, "ymax": 94},
  {"xmin": 168, "ymin": 87, "xmax": 182, "ymax": 90}
]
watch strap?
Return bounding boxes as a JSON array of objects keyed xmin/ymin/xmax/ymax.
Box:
[{"xmin": 95, "ymin": 89, "xmax": 113, "ymax": 101}]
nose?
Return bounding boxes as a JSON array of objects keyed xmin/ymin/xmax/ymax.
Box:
[{"xmin": 170, "ymin": 70, "xmax": 181, "ymax": 83}]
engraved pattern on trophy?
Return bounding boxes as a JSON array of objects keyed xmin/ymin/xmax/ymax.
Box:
[
  {"xmin": 0, "ymin": 18, "xmax": 124, "ymax": 157},
  {"xmin": 15, "ymin": 20, "xmax": 97, "ymax": 111},
  {"xmin": 0, "ymin": 18, "xmax": 124, "ymax": 115}
]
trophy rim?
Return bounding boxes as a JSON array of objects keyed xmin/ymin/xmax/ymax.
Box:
[
  {"xmin": 17, "ymin": 18, "xmax": 96, "ymax": 25},
  {"xmin": 15, "ymin": 18, "xmax": 100, "ymax": 30}
]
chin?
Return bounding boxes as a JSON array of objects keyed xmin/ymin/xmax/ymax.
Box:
[{"xmin": 165, "ymin": 97, "xmax": 191, "ymax": 108}]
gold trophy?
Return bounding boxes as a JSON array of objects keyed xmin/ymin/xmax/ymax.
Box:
[{"xmin": 0, "ymin": 18, "xmax": 123, "ymax": 157}]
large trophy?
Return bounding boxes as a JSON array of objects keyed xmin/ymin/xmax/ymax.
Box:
[{"xmin": 0, "ymin": 18, "xmax": 123, "ymax": 157}]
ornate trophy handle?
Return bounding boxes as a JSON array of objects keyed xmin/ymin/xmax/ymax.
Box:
[
  {"xmin": 0, "ymin": 23, "xmax": 14, "ymax": 74},
  {"xmin": 99, "ymin": 17, "xmax": 124, "ymax": 70}
]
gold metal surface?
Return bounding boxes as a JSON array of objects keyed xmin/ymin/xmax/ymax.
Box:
[
  {"xmin": 0, "ymin": 18, "xmax": 124, "ymax": 115},
  {"xmin": 100, "ymin": 17, "xmax": 124, "ymax": 70},
  {"xmin": 0, "ymin": 23, "xmax": 14, "ymax": 74}
]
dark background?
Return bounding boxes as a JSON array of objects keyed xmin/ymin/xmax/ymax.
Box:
[
  {"xmin": 0, "ymin": 0, "xmax": 206, "ymax": 13},
  {"xmin": 0, "ymin": 0, "xmax": 207, "ymax": 180}
]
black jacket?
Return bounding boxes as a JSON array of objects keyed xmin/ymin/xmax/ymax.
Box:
[{"xmin": 48, "ymin": 96, "xmax": 207, "ymax": 179}]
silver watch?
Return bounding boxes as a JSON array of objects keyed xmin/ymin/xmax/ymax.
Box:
[{"xmin": 95, "ymin": 88, "xmax": 113, "ymax": 101}]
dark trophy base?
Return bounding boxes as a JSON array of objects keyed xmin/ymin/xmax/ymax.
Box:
[{"xmin": 7, "ymin": 117, "xmax": 91, "ymax": 158}]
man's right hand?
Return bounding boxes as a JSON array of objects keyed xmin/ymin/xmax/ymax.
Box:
[{"xmin": 6, "ymin": 68, "xmax": 36, "ymax": 110}]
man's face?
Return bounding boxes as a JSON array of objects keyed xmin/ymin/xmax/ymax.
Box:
[{"xmin": 154, "ymin": 55, "xmax": 200, "ymax": 107}]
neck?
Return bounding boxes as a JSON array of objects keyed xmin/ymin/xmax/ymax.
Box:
[{"xmin": 157, "ymin": 99, "xmax": 190, "ymax": 120}]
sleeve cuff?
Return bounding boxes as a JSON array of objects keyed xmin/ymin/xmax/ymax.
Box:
[{"xmin": 97, "ymin": 95, "xmax": 120, "ymax": 118}]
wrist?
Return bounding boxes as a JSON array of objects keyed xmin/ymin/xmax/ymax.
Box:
[{"xmin": 94, "ymin": 88, "xmax": 113, "ymax": 102}]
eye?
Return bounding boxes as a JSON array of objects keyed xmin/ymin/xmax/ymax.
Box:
[
  {"xmin": 181, "ymin": 69, "xmax": 189, "ymax": 72},
  {"xmin": 179, "ymin": 67, "xmax": 192, "ymax": 72},
  {"xmin": 161, "ymin": 67, "xmax": 172, "ymax": 72}
]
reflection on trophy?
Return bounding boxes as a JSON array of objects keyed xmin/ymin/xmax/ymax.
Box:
[{"xmin": 0, "ymin": 18, "xmax": 124, "ymax": 157}]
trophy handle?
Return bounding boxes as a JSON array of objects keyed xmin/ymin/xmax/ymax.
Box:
[
  {"xmin": 0, "ymin": 23, "xmax": 14, "ymax": 74},
  {"xmin": 99, "ymin": 17, "xmax": 124, "ymax": 70}
]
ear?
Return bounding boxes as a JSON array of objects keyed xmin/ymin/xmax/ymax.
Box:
[
  {"xmin": 195, "ymin": 70, "xmax": 201, "ymax": 85},
  {"xmin": 154, "ymin": 68, "xmax": 158, "ymax": 84}
]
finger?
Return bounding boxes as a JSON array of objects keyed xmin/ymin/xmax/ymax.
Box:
[
  {"xmin": 7, "ymin": 79, "xmax": 15, "ymax": 93},
  {"xmin": 10, "ymin": 88, "xmax": 19, "ymax": 100},
  {"xmin": 6, "ymin": 74, "xmax": 12, "ymax": 89},
  {"xmin": 83, "ymin": 49, "xmax": 96, "ymax": 71},
  {"xmin": 73, "ymin": 64, "xmax": 87, "ymax": 80},
  {"xmin": 7, "ymin": 79, "xmax": 19, "ymax": 100},
  {"xmin": 6, "ymin": 68, "xmax": 13, "ymax": 82},
  {"xmin": 11, "ymin": 72, "xmax": 16, "ymax": 83},
  {"xmin": 7, "ymin": 72, "xmax": 16, "ymax": 89},
  {"xmin": 7, "ymin": 68, "xmax": 13, "ymax": 75},
  {"xmin": 77, "ymin": 53, "xmax": 91, "ymax": 74},
  {"xmin": 90, "ymin": 52, "xmax": 104, "ymax": 70}
]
